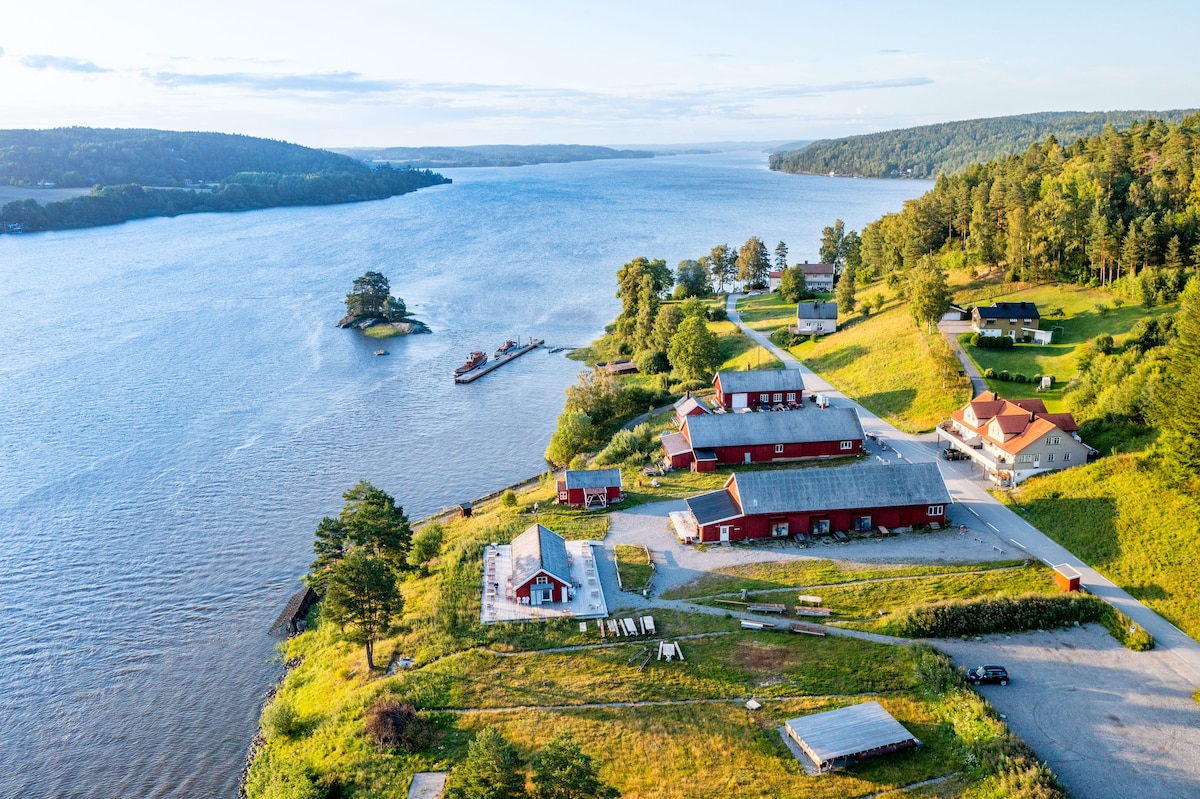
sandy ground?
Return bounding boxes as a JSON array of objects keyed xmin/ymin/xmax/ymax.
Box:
[{"xmin": 936, "ymin": 625, "xmax": 1200, "ymax": 799}]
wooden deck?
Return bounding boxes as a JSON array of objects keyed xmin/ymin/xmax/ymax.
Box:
[{"xmin": 454, "ymin": 338, "xmax": 544, "ymax": 383}]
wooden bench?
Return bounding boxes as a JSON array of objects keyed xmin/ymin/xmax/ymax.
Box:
[
  {"xmin": 790, "ymin": 622, "xmax": 826, "ymax": 636},
  {"xmin": 796, "ymin": 594, "xmax": 822, "ymax": 606},
  {"xmin": 794, "ymin": 606, "xmax": 832, "ymax": 617},
  {"xmin": 747, "ymin": 603, "xmax": 787, "ymax": 614}
]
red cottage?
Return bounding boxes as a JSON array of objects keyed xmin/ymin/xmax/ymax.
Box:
[
  {"xmin": 511, "ymin": 524, "xmax": 572, "ymax": 605},
  {"xmin": 713, "ymin": 370, "xmax": 806, "ymax": 410},
  {"xmin": 556, "ymin": 468, "xmax": 623, "ymax": 509},
  {"xmin": 677, "ymin": 463, "xmax": 951, "ymax": 543},
  {"xmin": 672, "ymin": 392, "xmax": 711, "ymax": 429},
  {"xmin": 663, "ymin": 407, "xmax": 864, "ymax": 471}
]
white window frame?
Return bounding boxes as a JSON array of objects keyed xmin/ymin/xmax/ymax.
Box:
[
  {"xmin": 786, "ymin": 392, "xmax": 796, "ymax": 402},
  {"xmin": 536, "ymin": 575, "xmax": 548, "ymax": 585},
  {"xmin": 775, "ymin": 443, "xmax": 785, "ymax": 454},
  {"xmin": 759, "ymin": 393, "xmax": 769, "ymax": 404},
  {"xmin": 927, "ymin": 505, "xmax": 944, "ymax": 516},
  {"xmin": 1063, "ymin": 452, "xmax": 1071, "ymax": 461},
  {"xmin": 1046, "ymin": 453, "xmax": 1055, "ymax": 462},
  {"xmin": 840, "ymin": 440, "xmax": 854, "ymax": 450},
  {"xmin": 773, "ymin": 392, "xmax": 783, "ymax": 403}
]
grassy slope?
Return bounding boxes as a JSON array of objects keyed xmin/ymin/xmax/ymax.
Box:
[
  {"xmin": 1000, "ymin": 454, "xmax": 1200, "ymax": 640},
  {"xmin": 957, "ymin": 282, "xmax": 1172, "ymax": 411}
]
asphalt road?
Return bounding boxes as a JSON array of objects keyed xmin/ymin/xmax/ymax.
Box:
[{"xmin": 726, "ymin": 293, "xmax": 1200, "ymax": 685}]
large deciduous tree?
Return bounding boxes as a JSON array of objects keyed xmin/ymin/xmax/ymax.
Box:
[
  {"xmin": 545, "ymin": 409, "xmax": 597, "ymax": 467},
  {"xmin": 668, "ymin": 315, "xmax": 721, "ymax": 382},
  {"xmin": 778, "ymin": 265, "xmax": 808, "ymax": 302},
  {"xmin": 444, "ymin": 728, "xmax": 528, "ymax": 799},
  {"xmin": 322, "ymin": 549, "xmax": 402, "ymax": 670},
  {"xmin": 531, "ymin": 733, "xmax": 620, "ymax": 799},
  {"xmin": 673, "ymin": 259, "xmax": 710, "ymax": 298},
  {"xmin": 736, "ymin": 236, "xmax": 770, "ymax": 289},
  {"xmin": 1152, "ymin": 277, "xmax": 1200, "ymax": 493},
  {"xmin": 706, "ymin": 243, "xmax": 736, "ymax": 293},
  {"xmin": 907, "ymin": 258, "xmax": 951, "ymax": 332}
]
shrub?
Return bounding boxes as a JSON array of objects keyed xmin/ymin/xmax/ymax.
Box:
[
  {"xmin": 707, "ymin": 305, "xmax": 728, "ymax": 322},
  {"xmin": 974, "ymin": 335, "xmax": 1015, "ymax": 349},
  {"xmin": 891, "ymin": 592, "xmax": 1105, "ymax": 638},
  {"xmin": 365, "ymin": 698, "xmax": 435, "ymax": 752},
  {"xmin": 261, "ymin": 699, "xmax": 304, "ymax": 741},
  {"xmin": 1099, "ymin": 606, "xmax": 1155, "ymax": 651},
  {"xmin": 1013, "ymin": 373, "xmax": 1028, "ymax": 383},
  {"xmin": 984, "ymin": 367, "xmax": 997, "ymax": 379},
  {"xmin": 500, "ymin": 489, "xmax": 517, "ymax": 507},
  {"xmin": 998, "ymin": 369, "xmax": 1011, "ymax": 381}
]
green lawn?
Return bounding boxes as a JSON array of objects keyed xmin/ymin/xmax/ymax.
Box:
[
  {"xmin": 614, "ymin": 544, "xmax": 653, "ymax": 590},
  {"xmin": 711, "ymin": 319, "xmax": 782, "ymax": 371},
  {"xmin": 1001, "ymin": 454, "xmax": 1200, "ymax": 641}
]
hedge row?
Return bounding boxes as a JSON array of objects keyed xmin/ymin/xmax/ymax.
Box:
[
  {"xmin": 893, "ymin": 592, "xmax": 1105, "ymax": 638},
  {"xmin": 971, "ymin": 333, "xmax": 1015, "ymax": 349}
]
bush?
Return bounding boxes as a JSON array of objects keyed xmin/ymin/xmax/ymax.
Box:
[
  {"xmin": 973, "ymin": 334, "xmax": 1015, "ymax": 349},
  {"xmin": 365, "ymin": 698, "xmax": 435, "ymax": 752},
  {"xmin": 636, "ymin": 349, "xmax": 669, "ymax": 375},
  {"xmin": 998, "ymin": 369, "xmax": 1011, "ymax": 381},
  {"xmin": 707, "ymin": 304, "xmax": 728, "ymax": 322},
  {"xmin": 1099, "ymin": 606, "xmax": 1155, "ymax": 651},
  {"xmin": 891, "ymin": 592, "xmax": 1105, "ymax": 638},
  {"xmin": 500, "ymin": 489, "xmax": 517, "ymax": 507},
  {"xmin": 261, "ymin": 699, "xmax": 304, "ymax": 741},
  {"xmin": 1013, "ymin": 373, "xmax": 1028, "ymax": 383},
  {"xmin": 984, "ymin": 367, "xmax": 997, "ymax": 379}
]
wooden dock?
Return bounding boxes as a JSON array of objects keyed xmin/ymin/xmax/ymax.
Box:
[{"xmin": 454, "ymin": 338, "xmax": 544, "ymax": 383}]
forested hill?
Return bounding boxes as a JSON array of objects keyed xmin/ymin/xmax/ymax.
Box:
[
  {"xmin": 770, "ymin": 110, "xmax": 1197, "ymax": 179},
  {"xmin": 333, "ymin": 143, "xmax": 654, "ymax": 168},
  {"xmin": 0, "ymin": 128, "xmax": 449, "ymax": 234}
]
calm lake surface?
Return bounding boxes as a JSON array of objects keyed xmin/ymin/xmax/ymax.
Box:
[{"xmin": 0, "ymin": 151, "xmax": 930, "ymax": 797}]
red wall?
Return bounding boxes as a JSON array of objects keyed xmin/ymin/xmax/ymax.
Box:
[
  {"xmin": 709, "ymin": 438, "xmax": 862, "ymax": 465},
  {"xmin": 514, "ymin": 571, "xmax": 571, "ymax": 601},
  {"xmin": 698, "ymin": 503, "xmax": 945, "ymax": 542},
  {"xmin": 562, "ymin": 486, "xmax": 622, "ymax": 506}
]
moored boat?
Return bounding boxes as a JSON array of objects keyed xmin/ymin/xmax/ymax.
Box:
[
  {"xmin": 494, "ymin": 339, "xmax": 518, "ymax": 358},
  {"xmin": 454, "ymin": 351, "xmax": 488, "ymax": 376}
]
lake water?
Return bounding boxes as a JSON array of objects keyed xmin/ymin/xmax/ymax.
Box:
[{"xmin": 0, "ymin": 151, "xmax": 930, "ymax": 797}]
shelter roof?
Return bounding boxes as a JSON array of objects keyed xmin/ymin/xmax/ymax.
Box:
[
  {"xmin": 785, "ymin": 701, "xmax": 919, "ymax": 768},
  {"xmin": 800, "ymin": 262, "xmax": 835, "ymax": 276},
  {"xmin": 684, "ymin": 486, "xmax": 743, "ymax": 526},
  {"xmin": 730, "ymin": 462, "xmax": 950, "ymax": 515},
  {"xmin": 562, "ymin": 468, "xmax": 622, "ymax": 489},
  {"xmin": 661, "ymin": 432, "xmax": 692, "ymax": 458},
  {"xmin": 975, "ymin": 301, "xmax": 1040, "ymax": 319}
]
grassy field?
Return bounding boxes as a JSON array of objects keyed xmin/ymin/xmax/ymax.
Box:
[
  {"xmin": 785, "ymin": 300, "xmax": 971, "ymax": 433},
  {"xmin": 711, "ymin": 318, "xmax": 782, "ymax": 371},
  {"xmin": 1000, "ymin": 454, "xmax": 1200, "ymax": 641},
  {"xmin": 614, "ymin": 544, "xmax": 653, "ymax": 590},
  {"xmin": 0, "ymin": 185, "xmax": 91, "ymax": 204},
  {"xmin": 958, "ymin": 283, "xmax": 1173, "ymax": 411}
]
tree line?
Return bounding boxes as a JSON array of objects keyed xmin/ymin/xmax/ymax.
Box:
[
  {"xmin": 0, "ymin": 165, "xmax": 448, "ymax": 233},
  {"xmin": 769, "ymin": 109, "xmax": 1197, "ymax": 179}
]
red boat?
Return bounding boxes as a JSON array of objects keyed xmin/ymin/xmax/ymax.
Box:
[
  {"xmin": 454, "ymin": 351, "xmax": 488, "ymax": 376},
  {"xmin": 494, "ymin": 339, "xmax": 518, "ymax": 358}
]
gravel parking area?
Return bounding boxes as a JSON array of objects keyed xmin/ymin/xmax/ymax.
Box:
[
  {"xmin": 604, "ymin": 500, "xmax": 1016, "ymax": 597},
  {"xmin": 936, "ymin": 625, "xmax": 1200, "ymax": 799}
]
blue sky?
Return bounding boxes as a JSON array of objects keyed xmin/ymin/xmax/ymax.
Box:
[{"xmin": 2, "ymin": 1, "xmax": 1197, "ymax": 148}]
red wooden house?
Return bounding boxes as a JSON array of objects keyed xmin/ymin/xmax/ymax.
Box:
[
  {"xmin": 511, "ymin": 524, "xmax": 572, "ymax": 605},
  {"xmin": 662, "ymin": 407, "xmax": 864, "ymax": 471},
  {"xmin": 713, "ymin": 370, "xmax": 806, "ymax": 410},
  {"xmin": 677, "ymin": 463, "xmax": 950, "ymax": 543},
  {"xmin": 556, "ymin": 468, "xmax": 623, "ymax": 508},
  {"xmin": 672, "ymin": 392, "xmax": 710, "ymax": 428}
]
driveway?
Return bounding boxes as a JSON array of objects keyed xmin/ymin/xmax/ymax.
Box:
[
  {"xmin": 936, "ymin": 626, "xmax": 1200, "ymax": 799},
  {"xmin": 726, "ymin": 293, "xmax": 1200, "ymax": 685}
]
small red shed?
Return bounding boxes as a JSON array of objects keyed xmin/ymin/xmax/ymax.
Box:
[
  {"xmin": 1053, "ymin": 564, "xmax": 1081, "ymax": 592},
  {"xmin": 556, "ymin": 468, "xmax": 623, "ymax": 508}
]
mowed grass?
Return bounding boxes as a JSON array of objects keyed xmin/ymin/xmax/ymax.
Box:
[
  {"xmin": 736, "ymin": 290, "xmax": 800, "ymax": 331},
  {"xmin": 614, "ymin": 544, "xmax": 653, "ymax": 590},
  {"xmin": 788, "ymin": 300, "xmax": 971, "ymax": 432},
  {"xmin": 959, "ymin": 283, "xmax": 1174, "ymax": 410},
  {"xmin": 711, "ymin": 319, "xmax": 783, "ymax": 371},
  {"xmin": 0, "ymin": 185, "xmax": 91, "ymax": 204},
  {"xmin": 661, "ymin": 558, "xmax": 1028, "ymax": 600},
  {"xmin": 1000, "ymin": 454, "xmax": 1200, "ymax": 640}
]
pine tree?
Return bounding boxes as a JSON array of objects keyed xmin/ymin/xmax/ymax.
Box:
[
  {"xmin": 445, "ymin": 728, "xmax": 528, "ymax": 799},
  {"xmin": 531, "ymin": 734, "xmax": 619, "ymax": 799},
  {"xmin": 836, "ymin": 263, "xmax": 857, "ymax": 313},
  {"xmin": 1151, "ymin": 277, "xmax": 1200, "ymax": 493}
]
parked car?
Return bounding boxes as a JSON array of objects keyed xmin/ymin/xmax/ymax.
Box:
[
  {"xmin": 967, "ymin": 665, "xmax": 1009, "ymax": 685},
  {"xmin": 941, "ymin": 448, "xmax": 970, "ymax": 461}
]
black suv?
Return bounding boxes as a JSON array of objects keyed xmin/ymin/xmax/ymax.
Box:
[
  {"xmin": 941, "ymin": 448, "xmax": 969, "ymax": 461},
  {"xmin": 967, "ymin": 665, "xmax": 1009, "ymax": 685}
]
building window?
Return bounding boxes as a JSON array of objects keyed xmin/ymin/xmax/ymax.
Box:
[
  {"xmin": 1017, "ymin": 454, "xmax": 1033, "ymax": 463},
  {"xmin": 775, "ymin": 444, "xmax": 784, "ymax": 454},
  {"xmin": 773, "ymin": 393, "xmax": 782, "ymax": 402},
  {"xmin": 1046, "ymin": 453, "xmax": 1055, "ymax": 462},
  {"xmin": 1009, "ymin": 318, "xmax": 1017, "ymax": 324},
  {"xmin": 760, "ymin": 393, "xmax": 769, "ymax": 404},
  {"xmin": 927, "ymin": 505, "xmax": 944, "ymax": 516},
  {"xmin": 536, "ymin": 576, "xmax": 548, "ymax": 585},
  {"xmin": 786, "ymin": 392, "xmax": 796, "ymax": 402},
  {"xmin": 1045, "ymin": 436, "xmax": 1061, "ymax": 445},
  {"xmin": 1063, "ymin": 452, "xmax": 1071, "ymax": 462},
  {"xmin": 771, "ymin": 521, "xmax": 789, "ymax": 537},
  {"xmin": 840, "ymin": 440, "xmax": 854, "ymax": 450},
  {"xmin": 985, "ymin": 319, "xmax": 996, "ymax": 326},
  {"xmin": 854, "ymin": 515, "xmax": 872, "ymax": 531}
]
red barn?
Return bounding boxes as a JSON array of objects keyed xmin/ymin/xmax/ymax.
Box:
[
  {"xmin": 672, "ymin": 392, "xmax": 710, "ymax": 428},
  {"xmin": 677, "ymin": 463, "xmax": 950, "ymax": 543},
  {"xmin": 713, "ymin": 370, "xmax": 806, "ymax": 410},
  {"xmin": 663, "ymin": 407, "xmax": 864, "ymax": 471},
  {"xmin": 511, "ymin": 524, "xmax": 572, "ymax": 605},
  {"xmin": 556, "ymin": 468, "xmax": 623, "ymax": 508}
]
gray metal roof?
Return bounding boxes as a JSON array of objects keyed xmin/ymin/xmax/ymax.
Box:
[
  {"xmin": 510, "ymin": 524, "xmax": 570, "ymax": 587},
  {"xmin": 975, "ymin": 301, "xmax": 1039, "ymax": 319},
  {"xmin": 714, "ymin": 370, "xmax": 805, "ymax": 396},
  {"xmin": 685, "ymin": 485, "xmax": 743, "ymax": 526},
  {"xmin": 562, "ymin": 468, "xmax": 622, "ymax": 490},
  {"xmin": 661, "ymin": 432, "xmax": 692, "ymax": 457},
  {"xmin": 684, "ymin": 407, "xmax": 863, "ymax": 449},
  {"xmin": 785, "ymin": 701, "xmax": 919, "ymax": 768},
  {"xmin": 673, "ymin": 396, "xmax": 710, "ymax": 417},
  {"xmin": 797, "ymin": 301, "xmax": 838, "ymax": 320},
  {"xmin": 733, "ymin": 462, "xmax": 950, "ymax": 514}
]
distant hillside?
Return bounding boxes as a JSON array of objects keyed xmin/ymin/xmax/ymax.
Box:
[
  {"xmin": 0, "ymin": 128, "xmax": 449, "ymax": 234},
  {"xmin": 769, "ymin": 110, "xmax": 1198, "ymax": 178},
  {"xmin": 334, "ymin": 143, "xmax": 654, "ymax": 168}
]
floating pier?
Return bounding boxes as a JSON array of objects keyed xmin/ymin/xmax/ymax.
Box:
[{"xmin": 454, "ymin": 338, "xmax": 544, "ymax": 383}]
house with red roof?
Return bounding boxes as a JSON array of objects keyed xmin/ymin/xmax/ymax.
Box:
[{"xmin": 942, "ymin": 392, "xmax": 1089, "ymax": 485}]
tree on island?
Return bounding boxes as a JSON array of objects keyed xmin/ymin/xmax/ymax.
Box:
[
  {"xmin": 322, "ymin": 549, "xmax": 403, "ymax": 670},
  {"xmin": 345, "ymin": 271, "xmax": 407, "ymax": 321}
]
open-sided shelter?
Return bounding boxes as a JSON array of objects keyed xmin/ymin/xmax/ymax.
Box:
[{"xmin": 785, "ymin": 701, "xmax": 920, "ymax": 772}]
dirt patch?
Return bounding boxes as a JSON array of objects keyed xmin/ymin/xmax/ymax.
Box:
[{"xmin": 733, "ymin": 640, "xmax": 793, "ymax": 675}]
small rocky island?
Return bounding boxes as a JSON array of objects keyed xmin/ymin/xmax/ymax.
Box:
[{"xmin": 336, "ymin": 271, "xmax": 430, "ymax": 337}]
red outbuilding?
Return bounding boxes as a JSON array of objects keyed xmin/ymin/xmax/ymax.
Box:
[
  {"xmin": 663, "ymin": 407, "xmax": 864, "ymax": 471},
  {"xmin": 511, "ymin": 524, "xmax": 573, "ymax": 605},
  {"xmin": 713, "ymin": 370, "xmax": 806, "ymax": 410},
  {"xmin": 556, "ymin": 468, "xmax": 623, "ymax": 508},
  {"xmin": 672, "ymin": 392, "xmax": 711, "ymax": 428},
  {"xmin": 676, "ymin": 463, "xmax": 951, "ymax": 543}
]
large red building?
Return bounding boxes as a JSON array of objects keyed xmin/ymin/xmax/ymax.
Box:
[
  {"xmin": 556, "ymin": 468, "xmax": 623, "ymax": 508},
  {"xmin": 676, "ymin": 463, "xmax": 951, "ymax": 543},
  {"xmin": 713, "ymin": 370, "xmax": 806, "ymax": 410},
  {"xmin": 661, "ymin": 407, "xmax": 864, "ymax": 471},
  {"xmin": 510, "ymin": 524, "xmax": 572, "ymax": 604}
]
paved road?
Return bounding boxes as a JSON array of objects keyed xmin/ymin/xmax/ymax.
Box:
[
  {"xmin": 726, "ymin": 293, "xmax": 1200, "ymax": 685},
  {"xmin": 937, "ymin": 319, "xmax": 988, "ymax": 394}
]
